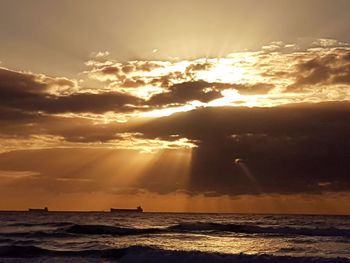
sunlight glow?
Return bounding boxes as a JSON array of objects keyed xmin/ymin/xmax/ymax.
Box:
[
  {"xmin": 142, "ymin": 104, "xmax": 195, "ymax": 117},
  {"xmin": 116, "ymin": 85, "xmax": 165, "ymax": 99},
  {"xmin": 79, "ymin": 44, "xmax": 350, "ymax": 119},
  {"xmin": 208, "ymin": 89, "xmax": 243, "ymax": 106},
  {"xmin": 196, "ymin": 60, "xmax": 246, "ymax": 83},
  {"xmin": 0, "ymin": 134, "xmax": 197, "ymax": 154}
]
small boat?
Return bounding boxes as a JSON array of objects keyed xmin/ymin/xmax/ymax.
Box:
[
  {"xmin": 110, "ymin": 206, "xmax": 143, "ymax": 213},
  {"xmin": 28, "ymin": 207, "xmax": 49, "ymax": 212}
]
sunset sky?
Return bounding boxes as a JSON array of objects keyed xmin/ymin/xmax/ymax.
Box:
[{"xmin": 0, "ymin": 0, "xmax": 350, "ymax": 214}]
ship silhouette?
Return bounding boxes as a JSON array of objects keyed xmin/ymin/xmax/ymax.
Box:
[
  {"xmin": 28, "ymin": 207, "xmax": 49, "ymax": 212},
  {"xmin": 110, "ymin": 206, "xmax": 143, "ymax": 213}
]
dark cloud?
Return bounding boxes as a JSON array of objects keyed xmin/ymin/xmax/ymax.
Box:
[
  {"xmin": 0, "ymin": 68, "xmax": 47, "ymax": 95},
  {"xmin": 0, "ymin": 67, "xmax": 146, "ymax": 142},
  {"xmin": 2, "ymin": 67, "xmax": 280, "ymax": 115},
  {"xmin": 0, "ymin": 67, "xmax": 144, "ymax": 114},
  {"xmin": 147, "ymin": 81, "xmax": 274, "ymax": 107},
  {"xmin": 231, "ymin": 83, "xmax": 274, "ymax": 95},
  {"xmin": 121, "ymin": 78, "xmax": 146, "ymax": 88},
  {"xmin": 287, "ymin": 49, "xmax": 350, "ymax": 91},
  {"xmin": 184, "ymin": 62, "xmax": 213, "ymax": 80},
  {"xmin": 87, "ymin": 61, "xmax": 164, "ymax": 85},
  {"xmin": 129, "ymin": 102, "xmax": 350, "ymax": 195},
  {"xmin": 100, "ymin": 66, "xmax": 120, "ymax": 75},
  {"xmin": 121, "ymin": 64, "xmax": 135, "ymax": 74},
  {"xmin": 134, "ymin": 61, "xmax": 163, "ymax": 72},
  {"xmin": 0, "ymin": 106, "xmax": 52, "ymax": 139},
  {"xmin": 0, "ymin": 106, "xmax": 41, "ymax": 122},
  {"xmin": 46, "ymin": 92, "xmax": 143, "ymax": 114},
  {"xmin": 1, "ymin": 59, "xmax": 350, "ymax": 198},
  {"xmin": 148, "ymin": 81, "xmax": 223, "ymax": 106},
  {"xmin": 148, "ymin": 71, "xmax": 186, "ymax": 88},
  {"xmin": 0, "ymin": 102, "xmax": 349, "ymax": 196},
  {"xmin": 0, "ymin": 112, "xmax": 127, "ymax": 143}
]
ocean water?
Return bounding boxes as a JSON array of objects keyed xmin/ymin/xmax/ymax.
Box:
[{"xmin": 0, "ymin": 212, "xmax": 349, "ymax": 262}]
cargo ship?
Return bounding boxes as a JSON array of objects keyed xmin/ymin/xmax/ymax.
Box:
[
  {"xmin": 28, "ymin": 207, "xmax": 49, "ymax": 212},
  {"xmin": 110, "ymin": 206, "xmax": 143, "ymax": 213}
]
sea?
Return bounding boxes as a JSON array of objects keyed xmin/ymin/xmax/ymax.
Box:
[{"xmin": 0, "ymin": 212, "xmax": 349, "ymax": 262}]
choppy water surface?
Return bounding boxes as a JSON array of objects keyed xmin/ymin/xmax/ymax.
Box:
[{"xmin": 0, "ymin": 212, "xmax": 349, "ymax": 262}]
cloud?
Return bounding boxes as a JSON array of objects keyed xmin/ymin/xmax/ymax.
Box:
[
  {"xmin": 146, "ymin": 81, "xmax": 274, "ymax": 107},
  {"xmin": 229, "ymin": 83, "xmax": 274, "ymax": 95},
  {"xmin": 287, "ymin": 48, "xmax": 350, "ymax": 91},
  {"xmin": 147, "ymin": 81, "xmax": 223, "ymax": 106},
  {"xmin": 83, "ymin": 43, "xmax": 350, "ymax": 107},
  {"xmin": 311, "ymin": 38, "xmax": 345, "ymax": 48},
  {"xmin": 0, "ymin": 102, "xmax": 349, "ymax": 196},
  {"xmin": 0, "ymin": 67, "xmax": 144, "ymax": 114},
  {"xmin": 0, "ymin": 64, "xmax": 276, "ymax": 119},
  {"xmin": 1, "ymin": 40, "xmax": 350, "ymax": 198},
  {"xmin": 85, "ymin": 59, "xmax": 165, "ymax": 83},
  {"xmin": 45, "ymin": 92, "xmax": 143, "ymax": 114},
  {"xmin": 127, "ymin": 102, "xmax": 350, "ymax": 195}
]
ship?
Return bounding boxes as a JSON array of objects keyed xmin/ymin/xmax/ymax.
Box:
[
  {"xmin": 110, "ymin": 206, "xmax": 143, "ymax": 213},
  {"xmin": 28, "ymin": 207, "xmax": 49, "ymax": 212}
]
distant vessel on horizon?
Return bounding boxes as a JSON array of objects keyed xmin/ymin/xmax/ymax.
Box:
[
  {"xmin": 110, "ymin": 206, "xmax": 143, "ymax": 213},
  {"xmin": 28, "ymin": 207, "xmax": 49, "ymax": 212}
]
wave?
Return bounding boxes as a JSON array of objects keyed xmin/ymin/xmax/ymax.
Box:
[
  {"xmin": 65, "ymin": 222, "xmax": 350, "ymax": 238},
  {"xmin": 2, "ymin": 222, "xmax": 350, "ymax": 239},
  {"xmin": 0, "ymin": 245, "xmax": 349, "ymax": 262},
  {"xmin": 65, "ymin": 224, "xmax": 161, "ymax": 235},
  {"xmin": 0, "ymin": 230, "xmax": 75, "ymax": 238},
  {"xmin": 0, "ymin": 238, "xmax": 13, "ymax": 244},
  {"xmin": 7, "ymin": 222, "xmax": 73, "ymax": 227},
  {"xmin": 167, "ymin": 222, "xmax": 350, "ymax": 238}
]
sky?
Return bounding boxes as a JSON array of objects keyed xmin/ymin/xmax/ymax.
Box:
[{"xmin": 0, "ymin": 0, "xmax": 350, "ymax": 213}]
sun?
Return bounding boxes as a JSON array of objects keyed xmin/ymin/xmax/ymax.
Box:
[{"xmin": 196, "ymin": 59, "xmax": 246, "ymax": 83}]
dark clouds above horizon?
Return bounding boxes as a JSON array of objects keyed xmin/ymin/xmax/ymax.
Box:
[
  {"xmin": 0, "ymin": 102, "xmax": 349, "ymax": 196},
  {"xmin": 1, "ymin": 38, "xmax": 350, "ymax": 198},
  {"xmin": 133, "ymin": 103, "xmax": 350, "ymax": 195},
  {"xmin": 2, "ymin": 1, "xmax": 350, "ymax": 214},
  {"xmin": 1, "ymin": 44, "xmax": 350, "ymax": 117}
]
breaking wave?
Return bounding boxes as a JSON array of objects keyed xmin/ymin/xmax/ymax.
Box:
[
  {"xmin": 7, "ymin": 222, "xmax": 73, "ymax": 227},
  {"xmin": 65, "ymin": 224, "xmax": 161, "ymax": 235},
  {"xmin": 2, "ymin": 222, "xmax": 350, "ymax": 238},
  {"xmin": 167, "ymin": 222, "xmax": 350, "ymax": 237},
  {"xmin": 64, "ymin": 222, "xmax": 350, "ymax": 238},
  {"xmin": 0, "ymin": 245, "xmax": 349, "ymax": 263}
]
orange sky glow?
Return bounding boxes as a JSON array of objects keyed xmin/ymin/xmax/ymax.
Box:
[{"xmin": 1, "ymin": 0, "xmax": 350, "ymax": 214}]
